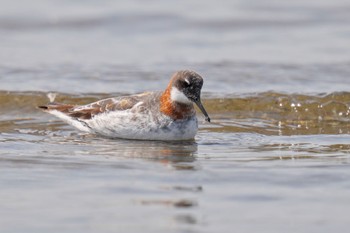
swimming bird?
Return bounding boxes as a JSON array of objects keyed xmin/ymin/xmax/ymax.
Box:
[{"xmin": 39, "ymin": 70, "xmax": 210, "ymax": 140}]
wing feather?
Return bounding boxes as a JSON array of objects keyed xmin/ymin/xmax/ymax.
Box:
[{"xmin": 39, "ymin": 92, "xmax": 154, "ymax": 120}]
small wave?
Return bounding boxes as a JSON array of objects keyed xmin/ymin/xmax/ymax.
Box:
[
  {"xmin": 1, "ymin": 91, "xmax": 350, "ymax": 136},
  {"xmin": 205, "ymin": 91, "xmax": 350, "ymax": 121}
]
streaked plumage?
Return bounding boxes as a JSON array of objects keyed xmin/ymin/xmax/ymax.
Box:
[{"xmin": 39, "ymin": 70, "xmax": 210, "ymax": 141}]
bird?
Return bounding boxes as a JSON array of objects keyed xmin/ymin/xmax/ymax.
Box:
[{"xmin": 39, "ymin": 70, "xmax": 210, "ymax": 141}]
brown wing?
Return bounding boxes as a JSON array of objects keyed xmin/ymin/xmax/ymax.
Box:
[{"xmin": 39, "ymin": 92, "xmax": 154, "ymax": 120}]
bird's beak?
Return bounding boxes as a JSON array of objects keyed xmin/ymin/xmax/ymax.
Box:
[{"xmin": 194, "ymin": 100, "xmax": 210, "ymax": 122}]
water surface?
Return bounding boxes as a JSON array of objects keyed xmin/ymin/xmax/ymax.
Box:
[{"xmin": 1, "ymin": 0, "xmax": 350, "ymax": 232}]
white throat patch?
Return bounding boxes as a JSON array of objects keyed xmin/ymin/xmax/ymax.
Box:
[{"xmin": 170, "ymin": 87, "xmax": 191, "ymax": 104}]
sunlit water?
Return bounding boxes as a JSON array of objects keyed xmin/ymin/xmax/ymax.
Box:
[{"xmin": 1, "ymin": 0, "xmax": 350, "ymax": 232}]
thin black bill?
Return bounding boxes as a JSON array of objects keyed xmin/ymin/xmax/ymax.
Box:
[{"xmin": 195, "ymin": 100, "xmax": 211, "ymax": 122}]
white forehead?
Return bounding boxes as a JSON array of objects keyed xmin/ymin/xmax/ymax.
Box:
[{"xmin": 184, "ymin": 78, "xmax": 190, "ymax": 85}]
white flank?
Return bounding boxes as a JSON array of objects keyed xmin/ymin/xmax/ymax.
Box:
[
  {"xmin": 170, "ymin": 87, "xmax": 191, "ymax": 104},
  {"xmin": 84, "ymin": 108, "xmax": 198, "ymax": 140}
]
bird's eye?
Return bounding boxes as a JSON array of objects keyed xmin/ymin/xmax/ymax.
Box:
[{"xmin": 183, "ymin": 79, "xmax": 191, "ymax": 87}]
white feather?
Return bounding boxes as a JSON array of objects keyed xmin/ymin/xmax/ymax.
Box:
[
  {"xmin": 170, "ymin": 87, "xmax": 191, "ymax": 104},
  {"xmin": 84, "ymin": 109, "xmax": 198, "ymax": 140},
  {"xmin": 47, "ymin": 104, "xmax": 198, "ymax": 141},
  {"xmin": 49, "ymin": 110, "xmax": 91, "ymax": 132}
]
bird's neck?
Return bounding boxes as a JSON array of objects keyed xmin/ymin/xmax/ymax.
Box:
[{"xmin": 160, "ymin": 86, "xmax": 195, "ymax": 120}]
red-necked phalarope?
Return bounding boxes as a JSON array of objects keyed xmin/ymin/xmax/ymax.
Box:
[{"xmin": 39, "ymin": 70, "xmax": 210, "ymax": 141}]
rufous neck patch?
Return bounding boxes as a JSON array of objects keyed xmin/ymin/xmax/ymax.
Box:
[{"xmin": 160, "ymin": 85, "xmax": 194, "ymax": 120}]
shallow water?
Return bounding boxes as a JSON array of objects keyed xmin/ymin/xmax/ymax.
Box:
[{"xmin": 1, "ymin": 0, "xmax": 350, "ymax": 232}]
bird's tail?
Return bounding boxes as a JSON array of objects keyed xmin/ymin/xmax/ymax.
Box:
[{"xmin": 38, "ymin": 103, "xmax": 75, "ymax": 113}]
